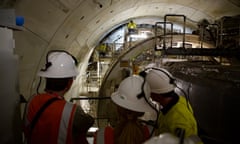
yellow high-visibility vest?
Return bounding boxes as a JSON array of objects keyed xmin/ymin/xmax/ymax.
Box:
[{"xmin": 156, "ymin": 96, "xmax": 198, "ymax": 138}]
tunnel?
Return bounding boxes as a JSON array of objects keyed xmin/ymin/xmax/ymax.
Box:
[{"xmin": 1, "ymin": 0, "xmax": 240, "ymax": 143}]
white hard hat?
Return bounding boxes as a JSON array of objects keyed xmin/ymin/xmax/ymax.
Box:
[
  {"xmin": 144, "ymin": 133, "xmax": 179, "ymax": 144},
  {"xmin": 185, "ymin": 135, "xmax": 203, "ymax": 144},
  {"xmin": 145, "ymin": 68, "xmax": 175, "ymax": 94},
  {"xmin": 38, "ymin": 51, "xmax": 79, "ymax": 78},
  {"xmin": 144, "ymin": 133, "xmax": 203, "ymax": 144},
  {"xmin": 111, "ymin": 75, "xmax": 154, "ymax": 113},
  {"xmin": 145, "ymin": 63, "xmax": 157, "ymax": 69}
]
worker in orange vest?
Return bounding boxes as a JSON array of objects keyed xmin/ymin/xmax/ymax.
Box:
[
  {"xmin": 23, "ymin": 50, "xmax": 94, "ymax": 144},
  {"xmin": 94, "ymin": 75, "xmax": 156, "ymax": 144}
]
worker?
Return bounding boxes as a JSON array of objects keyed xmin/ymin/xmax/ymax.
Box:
[
  {"xmin": 98, "ymin": 43, "xmax": 107, "ymax": 57},
  {"xmin": 23, "ymin": 50, "xmax": 94, "ymax": 144},
  {"xmin": 94, "ymin": 75, "xmax": 156, "ymax": 144},
  {"xmin": 140, "ymin": 67, "xmax": 199, "ymax": 138},
  {"xmin": 133, "ymin": 63, "xmax": 139, "ymax": 74},
  {"xmin": 143, "ymin": 133, "xmax": 203, "ymax": 144},
  {"xmin": 127, "ymin": 20, "xmax": 137, "ymax": 34}
]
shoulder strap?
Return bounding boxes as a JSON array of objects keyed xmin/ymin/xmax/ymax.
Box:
[{"xmin": 29, "ymin": 97, "xmax": 60, "ymax": 133}]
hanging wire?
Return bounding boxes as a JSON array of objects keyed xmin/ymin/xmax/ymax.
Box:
[{"xmin": 36, "ymin": 77, "xmax": 42, "ymax": 94}]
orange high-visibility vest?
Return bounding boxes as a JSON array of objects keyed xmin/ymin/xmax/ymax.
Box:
[
  {"xmin": 94, "ymin": 125, "xmax": 152, "ymax": 144},
  {"xmin": 24, "ymin": 93, "xmax": 77, "ymax": 144}
]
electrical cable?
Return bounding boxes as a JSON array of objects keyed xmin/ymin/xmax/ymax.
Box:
[
  {"xmin": 36, "ymin": 77, "xmax": 42, "ymax": 94},
  {"xmin": 175, "ymin": 84, "xmax": 191, "ymax": 112},
  {"xmin": 138, "ymin": 71, "xmax": 160, "ymax": 137}
]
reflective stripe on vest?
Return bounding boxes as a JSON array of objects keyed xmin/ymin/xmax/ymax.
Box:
[
  {"xmin": 96, "ymin": 128, "xmax": 105, "ymax": 144},
  {"xmin": 58, "ymin": 102, "xmax": 76, "ymax": 144}
]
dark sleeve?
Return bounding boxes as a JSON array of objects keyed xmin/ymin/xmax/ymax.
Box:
[{"xmin": 72, "ymin": 105, "xmax": 94, "ymax": 134}]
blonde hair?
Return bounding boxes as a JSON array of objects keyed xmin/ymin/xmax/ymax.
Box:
[{"xmin": 114, "ymin": 106, "xmax": 147, "ymax": 144}]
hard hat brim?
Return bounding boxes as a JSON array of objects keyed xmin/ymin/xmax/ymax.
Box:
[{"xmin": 111, "ymin": 91, "xmax": 155, "ymax": 113}]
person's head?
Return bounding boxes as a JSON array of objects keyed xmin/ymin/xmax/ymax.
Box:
[
  {"xmin": 111, "ymin": 75, "xmax": 154, "ymax": 144},
  {"xmin": 145, "ymin": 68, "xmax": 175, "ymax": 103},
  {"xmin": 111, "ymin": 75, "xmax": 154, "ymax": 113},
  {"xmin": 38, "ymin": 50, "xmax": 79, "ymax": 92}
]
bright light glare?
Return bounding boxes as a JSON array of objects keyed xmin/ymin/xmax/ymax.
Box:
[
  {"xmin": 88, "ymin": 127, "xmax": 99, "ymax": 132},
  {"xmin": 130, "ymin": 33, "xmax": 148, "ymax": 39}
]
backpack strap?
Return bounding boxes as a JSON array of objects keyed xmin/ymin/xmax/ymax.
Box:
[{"xmin": 29, "ymin": 97, "xmax": 60, "ymax": 134}]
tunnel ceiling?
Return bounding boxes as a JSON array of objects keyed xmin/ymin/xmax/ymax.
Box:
[{"xmin": 12, "ymin": 0, "xmax": 240, "ymax": 54}]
